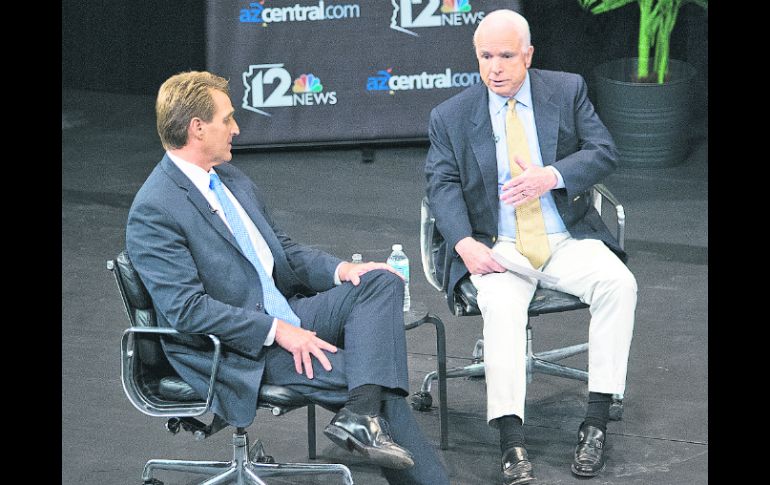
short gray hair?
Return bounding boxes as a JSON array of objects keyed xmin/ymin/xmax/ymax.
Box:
[{"xmin": 473, "ymin": 9, "xmax": 531, "ymax": 48}]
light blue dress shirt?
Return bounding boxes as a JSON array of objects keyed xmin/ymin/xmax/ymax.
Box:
[{"xmin": 488, "ymin": 72, "xmax": 567, "ymax": 238}]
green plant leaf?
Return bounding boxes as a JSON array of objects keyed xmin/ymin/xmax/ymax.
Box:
[{"xmin": 577, "ymin": 0, "xmax": 708, "ymax": 84}]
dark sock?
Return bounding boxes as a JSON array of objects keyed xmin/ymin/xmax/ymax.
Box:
[
  {"xmin": 345, "ymin": 384, "xmax": 383, "ymax": 416},
  {"xmin": 496, "ymin": 414, "xmax": 525, "ymax": 453},
  {"xmin": 583, "ymin": 392, "xmax": 612, "ymax": 433}
]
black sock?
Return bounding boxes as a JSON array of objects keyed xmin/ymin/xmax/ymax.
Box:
[
  {"xmin": 496, "ymin": 414, "xmax": 525, "ymax": 453},
  {"xmin": 345, "ymin": 384, "xmax": 383, "ymax": 416},
  {"xmin": 583, "ymin": 392, "xmax": 612, "ymax": 433}
]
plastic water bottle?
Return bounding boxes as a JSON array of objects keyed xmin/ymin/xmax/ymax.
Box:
[
  {"xmin": 351, "ymin": 253, "xmax": 363, "ymax": 264},
  {"xmin": 387, "ymin": 244, "xmax": 410, "ymax": 311}
]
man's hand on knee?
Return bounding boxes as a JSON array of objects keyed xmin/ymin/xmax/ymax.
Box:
[
  {"xmin": 338, "ymin": 261, "xmax": 403, "ymax": 286},
  {"xmin": 274, "ymin": 320, "xmax": 337, "ymax": 379}
]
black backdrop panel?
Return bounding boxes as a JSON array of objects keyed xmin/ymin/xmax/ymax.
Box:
[{"xmin": 206, "ymin": 1, "xmax": 521, "ymax": 148}]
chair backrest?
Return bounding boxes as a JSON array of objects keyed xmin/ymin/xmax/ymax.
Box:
[
  {"xmin": 420, "ymin": 197, "xmax": 446, "ymax": 292},
  {"xmin": 109, "ymin": 250, "xmax": 167, "ymax": 368}
]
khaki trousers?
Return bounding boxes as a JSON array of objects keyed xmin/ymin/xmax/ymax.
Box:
[{"xmin": 470, "ymin": 233, "xmax": 637, "ymax": 423}]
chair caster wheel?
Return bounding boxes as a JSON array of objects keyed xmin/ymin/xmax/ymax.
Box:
[
  {"xmin": 249, "ymin": 439, "xmax": 275, "ymax": 463},
  {"xmin": 143, "ymin": 479, "xmax": 164, "ymax": 485},
  {"xmin": 609, "ymin": 398, "xmax": 623, "ymax": 421},
  {"xmin": 410, "ymin": 391, "xmax": 433, "ymax": 411},
  {"xmin": 254, "ymin": 455, "xmax": 275, "ymax": 464},
  {"xmin": 165, "ymin": 417, "xmax": 181, "ymax": 434}
]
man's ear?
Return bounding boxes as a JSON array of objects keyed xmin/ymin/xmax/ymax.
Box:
[{"xmin": 189, "ymin": 117, "xmax": 204, "ymax": 141}]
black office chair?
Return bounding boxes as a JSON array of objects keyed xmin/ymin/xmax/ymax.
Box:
[
  {"xmin": 108, "ymin": 250, "xmax": 354, "ymax": 485},
  {"xmin": 409, "ymin": 184, "xmax": 625, "ymax": 450}
]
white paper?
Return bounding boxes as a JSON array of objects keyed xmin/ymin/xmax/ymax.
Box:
[{"xmin": 491, "ymin": 250, "xmax": 560, "ymax": 286}]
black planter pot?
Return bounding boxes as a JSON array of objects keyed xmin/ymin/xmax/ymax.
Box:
[{"xmin": 593, "ymin": 57, "xmax": 697, "ymax": 167}]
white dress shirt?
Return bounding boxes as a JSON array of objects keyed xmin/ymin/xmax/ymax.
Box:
[
  {"xmin": 167, "ymin": 152, "xmax": 279, "ymax": 345},
  {"xmin": 487, "ymin": 72, "xmax": 568, "ymax": 238}
]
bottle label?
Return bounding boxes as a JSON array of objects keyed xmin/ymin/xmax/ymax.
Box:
[{"xmin": 393, "ymin": 262, "xmax": 409, "ymax": 282}]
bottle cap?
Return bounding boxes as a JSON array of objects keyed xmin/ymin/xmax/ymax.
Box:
[{"xmin": 392, "ymin": 244, "xmax": 403, "ymax": 251}]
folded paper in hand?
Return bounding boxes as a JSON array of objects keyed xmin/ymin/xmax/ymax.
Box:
[{"xmin": 491, "ymin": 250, "xmax": 560, "ymax": 286}]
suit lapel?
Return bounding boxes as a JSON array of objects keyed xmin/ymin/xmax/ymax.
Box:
[
  {"xmin": 530, "ymin": 70, "xmax": 560, "ymax": 166},
  {"xmin": 216, "ymin": 169, "xmax": 280, "ymax": 254},
  {"xmin": 216, "ymin": 166, "xmax": 295, "ymax": 283},
  {"xmin": 468, "ymin": 85, "xmax": 500, "ymax": 223},
  {"xmin": 161, "ymin": 156, "xmax": 245, "ymax": 256}
]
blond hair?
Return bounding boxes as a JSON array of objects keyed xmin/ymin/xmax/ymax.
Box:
[{"xmin": 155, "ymin": 71, "xmax": 229, "ymax": 150}]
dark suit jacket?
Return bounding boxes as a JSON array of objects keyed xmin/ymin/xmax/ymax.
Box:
[
  {"xmin": 126, "ymin": 155, "xmax": 343, "ymax": 427},
  {"xmin": 424, "ymin": 69, "xmax": 626, "ymax": 311}
]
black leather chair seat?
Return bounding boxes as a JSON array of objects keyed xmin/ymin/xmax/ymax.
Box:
[
  {"xmin": 258, "ymin": 384, "xmax": 313, "ymax": 408},
  {"xmin": 158, "ymin": 376, "xmax": 312, "ymax": 409},
  {"xmin": 457, "ymin": 279, "xmax": 588, "ymax": 317},
  {"xmin": 159, "ymin": 376, "xmax": 201, "ymax": 402}
]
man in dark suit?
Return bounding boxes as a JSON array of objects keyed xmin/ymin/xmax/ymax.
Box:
[
  {"xmin": 424, "ymin": 9, "xmax": 637, "ymax": 484},
  {"xmin": 126, "ymin": 70, "xmax": 449, "ymax": 485}
]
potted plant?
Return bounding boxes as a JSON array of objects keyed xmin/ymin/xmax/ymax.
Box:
[{"xmin": 577, "ymin": 0, "xmax": 708, "ymax": 167}]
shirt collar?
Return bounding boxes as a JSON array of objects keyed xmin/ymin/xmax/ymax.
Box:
[
  {"xmin": 487, "ymin": 71, "xmax": 532, "ymax": 115},
  {"xmin": 167, "ymin": 151, "xmax": 218, "ymax": 196}
]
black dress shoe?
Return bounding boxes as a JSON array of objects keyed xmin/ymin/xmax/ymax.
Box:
[
  {"xmin": 501, "ymin": 446, "xmax": 536, "ymax": 485},
  {"xmin": 571, "ymin": 424, "xmax": 607, "ymax": 477},
  {"xmin": 323, "ymin": 407, "xmax": 415, "ymax": 470}
]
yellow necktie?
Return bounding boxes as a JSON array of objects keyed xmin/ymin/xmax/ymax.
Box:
[{"xmin": 505, "ymin": 98, "xmax": 551, "ymax": 268}]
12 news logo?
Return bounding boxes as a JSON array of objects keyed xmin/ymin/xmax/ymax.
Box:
[
  {"xmin": 390, "ymin": 0, "xmax": 484, "ymax": 36},
  {"xmin": 242, "ymin": 64, "xmax": 337, "ymax": 117}
]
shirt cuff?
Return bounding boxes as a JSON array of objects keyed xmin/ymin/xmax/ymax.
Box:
[
  {"xmin": 547, "ymin": 165, "xmax": 565, "ymax": 189},
  {"xmin": 263, "ymin": 318, "xmax": 278, "ymax": 346},
  {"xmin": 333, "ymin": 262, "xmax": 344, "ymax": 285}
]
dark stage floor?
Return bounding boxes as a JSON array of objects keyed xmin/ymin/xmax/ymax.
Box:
[{"xmin": 62, "ymin": 88, "xmax": 707, "ymax": 485}]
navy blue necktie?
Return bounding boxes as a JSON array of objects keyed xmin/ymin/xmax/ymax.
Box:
[{"xmin": 209, "ymin": 172, "xmax": 300, "ymax": 326}]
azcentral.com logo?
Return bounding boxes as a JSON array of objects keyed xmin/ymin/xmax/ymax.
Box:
[
  {"xmin": 367, "ymin": 67, "xmax": 480, "ymax": 93},
  {"xmin": 242, "ymin": 64, "xmax": 338, "ymax": 117},
  {"xmin": 390, "ymin": 0, "xmax": 484, "ymax": 37},
  {"xmin": 240, "ymin": 1, "xmax": 360, "ymax": 24}
]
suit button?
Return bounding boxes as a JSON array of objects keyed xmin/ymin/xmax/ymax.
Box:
[
  {"xmin": 492, "ymin": 236, "xmax": 497, "ymax": 242},
  {"xmin": 256, "ymin": 303, "xmax": 263, "ymax": 310}
]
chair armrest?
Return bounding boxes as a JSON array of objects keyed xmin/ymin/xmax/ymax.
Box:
[
  {"xmin": 121, "ymin": 327, "xmax": 222, "ymax": 418},
  {"xmin": 591, "ymin": 183, "xmax": 626, "ymax": 250},
  {"xmin": 420, "ymin": 197, "xmax": 444, "ymax": 291}
]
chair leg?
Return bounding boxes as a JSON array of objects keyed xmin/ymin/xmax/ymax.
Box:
[
  {"xmin": 406, "ymin": 313, "xmax": 449, "ymax": 449},
  {"xmin": 141, "ymin": 429, "xmax": 353, "ymax": 485},
  {"xmin": 142, "ymin": 459, "xmax": 232, "ymax": 483},
  {"xmin": 307, "ymin": 404, "xmax": 317, "ymax": 459},
  {"xmin": 239, "ymin": 431, "xmax": 354, "ymax": 484},
  {"xmin": 247, "ymin": 462, "xmax": 354, "ymax": 484},
  {"xmin": 530, "ymin": 357, "xmax": 588, "ymax": 382},
  {"xmin": 241, "ymin": 466, "xmax": 270, "ymax": 485},
  {"xmin": 198, "ymin": 467, "xmax": 239, "ymax": 485},
  {"xmin": 526, "ymin": 322, "xmax": 589, "ymax": 383},
  {"xmin": 534, "ymin": 343, "xmax": 589, "ymax": 363}
]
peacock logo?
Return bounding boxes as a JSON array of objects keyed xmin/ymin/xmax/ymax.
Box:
[
  {"xmin": 441, "ymin": 0, "xmax": 471, "ymax": 14},
  {"xmin": 292, "ymin": 74, "xmax": 324, "ymax": 93}
]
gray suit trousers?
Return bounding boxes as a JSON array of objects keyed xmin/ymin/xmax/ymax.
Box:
[{"xmin": 261, "ymin": 270, "xmax": 449, "ymax": 485}]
